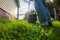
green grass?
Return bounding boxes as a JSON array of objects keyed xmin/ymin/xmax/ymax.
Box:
[{"xmin": 0, "ymin": 18, "xmax": 60, "ymax": 40}]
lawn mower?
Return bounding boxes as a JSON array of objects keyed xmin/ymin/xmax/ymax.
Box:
[{"xmin": 27, "ymin": 0, "xmax": 37, "ymax": 23}]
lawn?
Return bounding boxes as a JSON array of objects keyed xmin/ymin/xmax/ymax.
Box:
[{"xmin": 0, "ymin": 18, "xmax": 60, "ymax": 40}]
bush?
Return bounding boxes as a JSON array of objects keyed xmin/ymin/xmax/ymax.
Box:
[{"xmin": 0, "ymin": 18, "xmax": 60, "ymax": 40}]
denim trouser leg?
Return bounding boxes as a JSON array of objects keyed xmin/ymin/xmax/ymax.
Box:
[
  {"xmin": 45, "ymin": 7, "xmax": 51, "ymax": 20},
  {"xmin": 42, "ymin": 0, "xmax": 51, "ymax": 22},
  {"xmin": 34, "ymin": 0, "xmax": 51, "ymax": 26},
  {"xmin": 42, "ymin": 0, "xmax": 51, "ymax": 20},
  {"xmin": 41, "ymin": 0, "xmax": 46, "ymax": 6}
]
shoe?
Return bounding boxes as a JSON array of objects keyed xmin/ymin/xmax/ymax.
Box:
[
  {"xmin": 44, "ymin": 25, "xmax": 48, "ymax": 30},
  {"xmin": 48, "ymin": 20, "xmax": 52, "ymax": 27}
]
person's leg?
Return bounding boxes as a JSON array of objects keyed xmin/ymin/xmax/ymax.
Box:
[
  {"xmin": 35, "ymin": 0, "xmax": 52, "ymax": 27},
  {"xmin": 41, "ymin": 0, "xmax": 51, "ymax": 20},
  {"xmin": 41, "ymin": 0, "xmax": 52, "ymax": 27},
  {"xmin": 46, "ymin": 8, "xmax": 52, "ymax": 27},
  {"xmin": 44, "ymin": 5, "xmax": 52, "ymax": 27},
  {"xmin": 34, "ymin": 0, "xmax": 49, "ymax": 27},
  {"xmin": 41, "ymin": 0, "xmax": 46, "ymax": 6}
]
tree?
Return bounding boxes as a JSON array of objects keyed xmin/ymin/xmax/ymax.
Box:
[{"xmin": 53, "ymin": 0, "xmax": 60, "ymax": 7}]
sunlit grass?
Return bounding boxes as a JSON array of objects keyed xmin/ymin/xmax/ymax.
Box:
[{"xmin": 0, "ymin": 18, "xmax": 60, "ymax": 40}]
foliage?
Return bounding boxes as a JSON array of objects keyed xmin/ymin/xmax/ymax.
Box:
[
  {"xmin": 53, "ymin": 0, "xmax": 60, "ymax": 7},
  {"xmin": 0, "ymin": 18, "xmax": 60, "ymax": 40}
]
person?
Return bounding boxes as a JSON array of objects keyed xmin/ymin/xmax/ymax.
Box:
[{"xmin": 30, "ymin": 0, "xmax": 52, "ymax": 28}]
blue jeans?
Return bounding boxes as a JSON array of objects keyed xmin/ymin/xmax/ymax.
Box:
[{"xmin": 34, "ymin": 0, "xmax": 51, "ymax": 26}]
